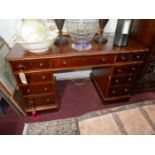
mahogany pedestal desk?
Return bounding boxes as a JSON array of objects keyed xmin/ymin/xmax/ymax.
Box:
[{"xmin": 7, "ymin": 35, "xmax": 149, "ymax": 115}]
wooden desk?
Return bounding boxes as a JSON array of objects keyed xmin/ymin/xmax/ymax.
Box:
[{"xmin": 6, "ymin": 35, "xmax": 149, "ymax": 115}]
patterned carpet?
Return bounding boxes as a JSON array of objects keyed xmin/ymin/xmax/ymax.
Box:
[{"xmin": 23, "ymin": 100, "xmax": 155, "ymax": 135}]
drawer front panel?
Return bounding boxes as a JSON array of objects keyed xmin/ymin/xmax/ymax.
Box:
[
  {"xmin": 10, "ymin": 59, "xmax": 50, "ymax": 71},
  {"xmin": 113, "ymin": 64, "xmax": 140, "ymax": 75},
  {"xmin": 50, "ymin": 55, "xmax": 115, "ymax": 69},
  {"xmin": 85, "ymin": 55, "xmax": 115, "ymax": 66},
  {"xmin": 113, "ymin": 66, "xmax": 128, "ymax": 75},
  {"xmin": 15, "ymin": 72, "xmax": 52, "ymax": 84},
  {"xmin": 24, "ymin": 94, "xmax": 55, "ymax": 108},
  {"xmin": 111, "ymin": 76, "xmax": 125, "ymax": 85},
  {"xmin": 128, "ymin": 64, "xmax": 140, "ymax": 73},
  {"xmin": 116, "ymin": 52, "xmax": 145, "ymax": 62},
  {"xmin": 20, "ymin": 82, "xmax": 54, "ymax": 96},
  {"xmin": 111, "ymin": 76, "xmax": 135, "ymax": 86},
  {"xmin": 108, "ymin": 86, "xmax": 131, "ymax": 97}
]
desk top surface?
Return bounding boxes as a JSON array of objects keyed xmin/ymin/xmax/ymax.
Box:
[{"xmin": 7, "ymin": 35, "xmax": 149, "ymax": 61}]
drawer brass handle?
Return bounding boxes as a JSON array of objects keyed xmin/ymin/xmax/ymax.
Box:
[
  {"xmin": 112, "ymin": 90, "xmax": 116, "ymax": 94},
  {"xmin": 136, "ymin": 55, "xmax": 141, "ymax": 59},
  {"xmin": 44, "ymin": 87, "xmax": 48, "ymax": 91},
  {"xmin": 27, "ymin": 89, "xmax": 31, "ymax": 93},
  {"xmin": 120, "ymin": 56, "xmax": 126, "ymax": 60},
  {"xmin": 46, "ymin": 98, "xmax": 51, "ymax": 102},
  {"xmin": 42, "ymin": 75, "xmax": 46, "ymax": 79},
  {"xmin": 63, "ymin": 61, "xmax": 67, "ymax": 65},
  {"xmin": 29, "ymin": 100, "xmax": 34, "ymax": 104},
  {"xmin": 17, "ymin": 64, "xmax": 26, "ymax": 69},
  {"xmin": 101, "ymin": 58, "xmax": 106, "ymax": 62},
  {"xmin": 39, "ymin": 63, "xmax": 44, "ymax": 67},
  {"xmin": 117, "ymin": 69, "xmax": 122, "ymax": 73},
  {"xmin": 132, "ymin": 67, "xmax": 136, "ymax": 71},
  {"xmin": 124, "ymin": 88, "xmax": 128, "ymax": 92},
  {"xmin": 128, "ymin": 77, "xmax": 132, "ymax": 81}
]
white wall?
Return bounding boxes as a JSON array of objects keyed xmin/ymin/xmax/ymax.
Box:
[
  {"xmin": 0, "ymin": 19, "xmax": 118, "ymax": 80},
  {"xmin": 0, "ymin": 19, "xmax": 17, "ymax": 44}
]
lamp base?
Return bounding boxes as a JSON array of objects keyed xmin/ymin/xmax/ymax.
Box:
[
  {"xmin": 94, "ymin": 35, "xmax": 108, "ymax": 44},
  {"xmin": 54, "ymin": 36, "xmax": 68, "ymax": 46}
]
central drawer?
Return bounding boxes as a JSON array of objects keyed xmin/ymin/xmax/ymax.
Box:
[
  {"xmin": 20, "ymin": 82, "xmax": 54, "ymax": 96},
  {"xmin": 49, "ymin": 55, "xmax": 115, "ymax": 69},
  {"xmin": 113, "ymin": 64, "xmax": 141, "ymax": 75}
]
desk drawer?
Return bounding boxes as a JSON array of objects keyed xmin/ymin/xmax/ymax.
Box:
[
  {"xmin": 50, "ymin": 55, "xmax": 114, "ymax": 69},
  {"xmin": 113, "ymin": 64, "xmax": 140, "ymax": 75},
  {"xmin": 111, "ymin": 76, "xmax": 135, "ymax": 86},
  {"xmin": 85, "ymin": 55, "xmax": 115, "ymax": 65},
  {"xmin": 10, "ymin": 59, "xmax": 50, "ymax": 72},
  {"xmin": 108, "ymin": 86, "xmax": 131, "ymax": 97},
  {"xmin": 24, "ymin": 93, "xmax": 55, "ymax": 108},
  {"xmin": 15, "ymin": 72, "xmax": 53, "ymax": 84},
  {"xmin": 20, "ymin": 82, "xmax": 54, "ymax": 96},
  {"xmin": 116, "ymin": 52, "xmax": 145, "ymax": 62}
]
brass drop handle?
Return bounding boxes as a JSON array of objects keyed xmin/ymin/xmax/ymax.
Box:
[
  {"xmin": 101, "ymin": 58, "xmax": 106, "ymax": 62},
  {"xmin": 121, "ymin": 56, "xmax": 126, "ymax": 60},
  {"xmin": 17, "ymin": 64, "xmax": 26, "ymax": 69},
  {"xmin": 46, "ymin": 98, "xmax": 51, "ymax": 103},
  {"xmin": 39, "ymin": 63, "xmax": 44, "ymax": 67},
  {"xmin": 29, "ymin": 100, "xmax": 34, "ymax": 104},
  {"xmin": 63, "ymin": 61, "xmax": 67, "ymax": 65},
  {"xmin": 44, "ymin": 87, "xmax": 48, "ymax": 91},
  {"xmin": 117, "ymin": 69, "xmax": 122, "ymax": 73},
  {"xmin": 124, "ymin": 88, "xmax": 128, "ymax": 92},
  {"xmin": 27, "ymin": 88, "xmax": 31, "ymax": 93},
  {"xmin": 42, "ymin": 75, "xmax": 46, "ymax": 79},
  {"xmin": 112, "ymin": 90, "xmax": 116, "ymax": 94},
  {"xmin": 115, "ymin": 79, "xmax": 119, "ymax": 83},
  {"xmin": 136, "ymin": 55, "xmax": 141, "ymax": 59}
]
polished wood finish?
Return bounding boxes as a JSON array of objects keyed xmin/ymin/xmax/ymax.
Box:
[
  {"xmin": 130, "ymin": 20, "xmax": 155, "ymax": 93},
  {"xmin": 7, "ymin": 33, "xmax": 149, "ymax": 114}
]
